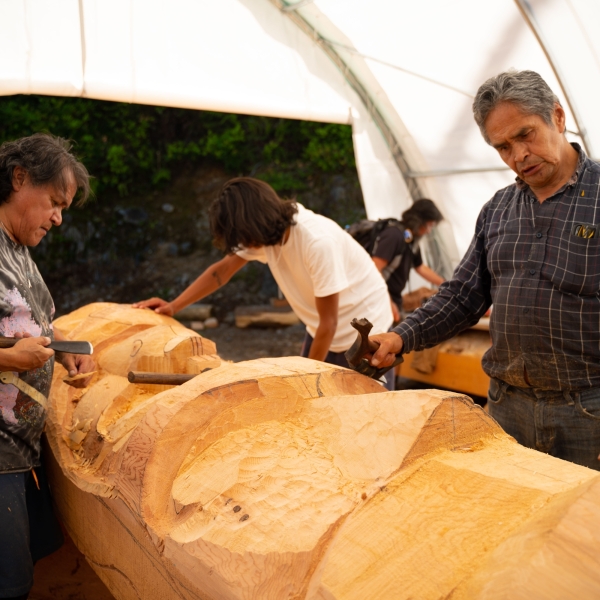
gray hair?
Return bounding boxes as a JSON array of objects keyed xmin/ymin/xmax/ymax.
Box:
[
  {"xmin": 472, "ymin": 70, "xmax": 562, "ymax": 143},
  {"xmin": 0, "ymin": 133, "xmax": 91, "ymax": 206}
]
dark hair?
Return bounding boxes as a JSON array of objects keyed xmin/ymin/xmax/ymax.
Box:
[
  {"xmin": 0, "ymin": 133, "xmax": 91, "ymax": 206},
  {"xmin": 401, "ymin": 198, "xmax": 443, "ymax": 234},
  {"xmin": 209, "ymin": 177, "xmax": 298, "ymax": 253}
]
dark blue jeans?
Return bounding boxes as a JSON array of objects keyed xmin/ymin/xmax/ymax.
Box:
[
  {"xmin": 0, "ymin": 461, "xmax": 64, "ymax": 598},
  {"xmin": 488, "ymin": 378, "xmax": 600, "ymax": 470}
]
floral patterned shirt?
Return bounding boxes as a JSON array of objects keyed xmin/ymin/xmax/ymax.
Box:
[{"xmin": 0, "ymin": 228, "xmax": 54, "ymax": 472}]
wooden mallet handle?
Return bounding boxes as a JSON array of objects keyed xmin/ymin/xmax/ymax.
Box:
[{"xmin": 127, "ymin": 371, "xmax": 195, "ymax": 385}]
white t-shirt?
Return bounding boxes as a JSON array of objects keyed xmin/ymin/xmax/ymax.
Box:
[{"xmin": 236, "ymin": 204, "xmax": 393, "ymax": 352}]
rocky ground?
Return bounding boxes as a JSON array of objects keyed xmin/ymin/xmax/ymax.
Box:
[{"xmin": 202, "ymin": 322, "xmax": 307, "ymax": 360}]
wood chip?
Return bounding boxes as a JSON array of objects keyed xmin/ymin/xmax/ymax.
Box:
[{"xmin": 63, "ymin": 371, "xmax": 97, "ymax": 383}]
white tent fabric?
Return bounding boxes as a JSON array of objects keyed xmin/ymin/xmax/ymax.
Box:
[
  {"xmin": 1, "ymin": 0, "xmax": 598, "ymax": 263},
  {"xmin": 518, "ymin": 0, "xmax": 600, "ymax": 159}
]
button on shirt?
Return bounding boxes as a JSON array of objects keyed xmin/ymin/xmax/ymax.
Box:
[{"xmin": 394, "ymin": 145, "xmax": 600, "ymax": 391}]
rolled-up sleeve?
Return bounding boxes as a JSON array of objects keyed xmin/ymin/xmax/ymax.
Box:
[{"xmin": 394, "ymin": 204, "xmax": 492, "ymax": 353}]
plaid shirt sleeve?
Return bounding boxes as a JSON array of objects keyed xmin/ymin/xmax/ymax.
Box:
[{"xmin": 393, "ymin": 203, "xmax": 492, "ymax": 353}]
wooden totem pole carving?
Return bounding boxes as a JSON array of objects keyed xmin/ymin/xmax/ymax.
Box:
[{"xmin": 45, "ymin": 303, "xmax": 600, "ymax": 600}]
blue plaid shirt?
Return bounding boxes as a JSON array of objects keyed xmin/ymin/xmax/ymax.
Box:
[{"xmin": 394, "ymin": 145, "xmax": 600, "ymax": 391}]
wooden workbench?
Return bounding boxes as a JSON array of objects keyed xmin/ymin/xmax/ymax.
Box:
[{"xmin": 398, "ymin": 319, "xmax": 491, "ymax": 397}]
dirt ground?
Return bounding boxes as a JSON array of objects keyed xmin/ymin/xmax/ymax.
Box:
[
  {"xmin": 200, "ymin": 322, "xmax": 307, "ymax": 361},
  {"xmin": 31, "ymin": 531, "xmax": 113, "ymax": 600}
]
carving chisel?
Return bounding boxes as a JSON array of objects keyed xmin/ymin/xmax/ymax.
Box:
[{"xmin": 0, "ymin": 336, "xmax": 93, "ymax": 355}]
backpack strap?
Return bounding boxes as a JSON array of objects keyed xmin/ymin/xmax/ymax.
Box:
[
  {"xmin": 381, "ymin": 253, "xmax": 403, "ymax": 282},
  {"xmin": 373, "ymin": 221, "xmax": 411, "ymax": 281},
  {"xmin": 372, "ymin": 219, "xmax": 403, "ymax": 256}
]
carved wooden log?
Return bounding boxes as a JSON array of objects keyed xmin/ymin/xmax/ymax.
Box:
[{"xmin": 46, "ymin": 303, "xmax": 600, "ymax": 599}]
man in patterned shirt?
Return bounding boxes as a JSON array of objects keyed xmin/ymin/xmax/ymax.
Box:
[
  {"xmin": 0, "ymin": 134, "xmax": 94, "ymax": 599},
  {"xmin": 367, "ymin": 70, "xmax": 600, "ymax": 470}
]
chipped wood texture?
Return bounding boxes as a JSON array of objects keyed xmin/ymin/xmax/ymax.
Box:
[{"xmin": 46, "ymin": 303, "xmax": 600, "ymax": 599}]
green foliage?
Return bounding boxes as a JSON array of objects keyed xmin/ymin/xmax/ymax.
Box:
[
  {"xmin": 0, "ymin": 95, "xmax": 364, "ymax": 312},
  {"xmin": 0, "ymin": 95, "xmax": 356, "ymax": 197},
  {"xmin": 302, "ymin": 122, "xmax": 355, "ymax": 171}
]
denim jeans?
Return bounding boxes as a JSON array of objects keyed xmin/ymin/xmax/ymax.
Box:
[
  {"xmin": 488, "ymin": 378, "xmax": 600, "ymax": 470},
  {"xmin": 0, "ymin": 458, "xmax": 64, "ymax": 598}
]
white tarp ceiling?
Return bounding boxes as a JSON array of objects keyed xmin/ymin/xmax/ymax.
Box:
[{"xmin": 1, "ymin": 0, "xmax": 598, "ymax": 261}]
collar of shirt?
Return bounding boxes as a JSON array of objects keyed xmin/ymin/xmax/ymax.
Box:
[
  {"xmin": 0, "ymin": 226, "xmax": 26, "ymax": 256},
  {"xmin": 514, "ymin": 143, "xmax": 585, "ymax": 201}
]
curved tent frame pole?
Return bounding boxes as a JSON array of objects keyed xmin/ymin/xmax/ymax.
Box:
[
  {"xmin": 272, "ymin": 0, "xmax": 426, "ymax": 201},
  {"xmin": 514, "ymin": 0, "xmax": 591, "ymax": 156}
]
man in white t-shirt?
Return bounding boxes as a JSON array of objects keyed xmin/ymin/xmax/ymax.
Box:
[{"xmin": 134, "ymin": 177, "xmax": 392, "ymax": 375}]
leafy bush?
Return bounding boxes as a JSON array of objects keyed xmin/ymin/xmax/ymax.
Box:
[
  {"xmin": 0, "ymin": 95, "xmax": 356, "ymax": 198},
  {"xmin": 0, "ymin": 95, "xmax": 365, "ymax": 313}
]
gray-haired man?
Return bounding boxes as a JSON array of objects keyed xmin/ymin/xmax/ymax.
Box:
[
  {"xmin": 0, "ymin": 133, "xmax": 94, "ymax": 599},
  {"xmin": 367, "ymin": 70, "xmax": 600, "ymax": 470}
]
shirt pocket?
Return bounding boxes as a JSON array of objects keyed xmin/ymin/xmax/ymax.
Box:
[{"xmin": 546, "ymin": 235, "xmax": 600, "ymax": 296}]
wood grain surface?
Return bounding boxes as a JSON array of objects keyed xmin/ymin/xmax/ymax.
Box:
[{"xmin": 45, "ymin": 303, "xmax": 600, "ymax": 599}]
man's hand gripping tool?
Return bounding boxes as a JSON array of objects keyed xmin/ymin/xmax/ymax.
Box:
[
  {"xmin": 345, "ymin": 318, "xmax": 403, "ymax": 380},
  {"xmin": 0, "ymin": 338, "xmax": 94, "ymax": 407}
]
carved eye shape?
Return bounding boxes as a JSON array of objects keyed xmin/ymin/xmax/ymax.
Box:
[{"xmin": 130, "ymin": 339, "xmax": 143, "ymax": 357}]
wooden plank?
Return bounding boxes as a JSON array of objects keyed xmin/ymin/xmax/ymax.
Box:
[
  {"xmin": 234, "ymin": 305, "xmax": 300, "ymax": 328},
  {"xmin": 173, "ymin": 303, "xmax": 213, "ymax": 322},
  {"xmin": 399, "ymin": 329, "xmax": 491, "ymax": 397}
]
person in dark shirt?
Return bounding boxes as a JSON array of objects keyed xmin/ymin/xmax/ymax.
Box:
[
  {"xmin": 371, "ymin": 199, "xmax": 445, "ymax": 322},
  {"xmin": 366, "ymin": 70, "xmax": 600, "ymax": 470},
  {"xmin": 0, "ymin": 134, "xmax": 94, "ymax": 599}
]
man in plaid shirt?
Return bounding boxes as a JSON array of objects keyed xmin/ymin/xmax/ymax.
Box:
[{"xmin": 368, "ymin": 70, "xmax": 600, "ymax": 470}]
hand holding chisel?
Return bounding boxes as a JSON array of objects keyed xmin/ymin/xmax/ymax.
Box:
[
  {"xmin": 0, "ymin": 336, "xmax": 93, "ymax": 355},
  {"xmin": 0, "ymin": 335, "xmax": 95, "ymax": 389},
  {"xmin": 0, "ymin": 336, "xmax": 55, "ymax": 372}
]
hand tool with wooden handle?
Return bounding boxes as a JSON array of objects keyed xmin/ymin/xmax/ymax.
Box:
[
  {"xmin": 128, "ymin": 371, "xmax": 195, "ymax": 385},
  {"xmin": 345, "ymin": 318, "xmax": 403, "ymax": 379},
  {"xmin": 0, "ymin": 337, "xmax": 93, "ymax": 355}
]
